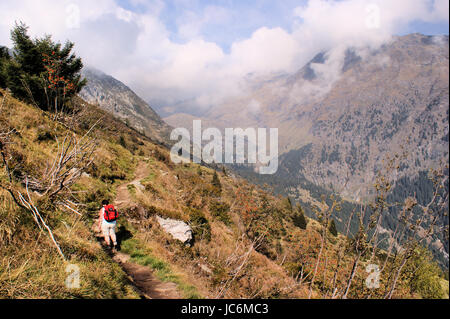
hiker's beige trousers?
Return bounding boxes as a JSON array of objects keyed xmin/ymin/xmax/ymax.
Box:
[{"xmin": 101, "ymin": 219, "xmax": 117, "ymax": 245}]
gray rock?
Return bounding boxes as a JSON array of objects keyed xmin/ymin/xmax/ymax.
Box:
[{"xmin": 156, "ymin": 216, "xmax": 193, "ymax": 245}]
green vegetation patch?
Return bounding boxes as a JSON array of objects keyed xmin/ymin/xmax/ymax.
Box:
[
  {"xmin": 188, "ymin": 208, "xmax": 212, "ymax": 242},
  {"xmin": 209, "ymin": 200, "xmax": 231, "ymax": 225}
]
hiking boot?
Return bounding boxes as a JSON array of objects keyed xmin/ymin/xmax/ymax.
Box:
[{"xmin": 112, "ymin": 245, "xmax": 118, "ymax": 253}]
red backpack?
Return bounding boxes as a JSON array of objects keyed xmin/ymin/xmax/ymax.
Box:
[{"xmin": 103, "ymin": 204, "xmax": 118, "ymax": 222}]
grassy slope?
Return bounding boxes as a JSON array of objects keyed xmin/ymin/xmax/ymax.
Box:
[
  {"xmin": 0, "ymin": 88, "xmax": 445, "ymax": 299},
  {"xmin": 0, "ymin": 89, "xmax": 140, "ymax": 298}
]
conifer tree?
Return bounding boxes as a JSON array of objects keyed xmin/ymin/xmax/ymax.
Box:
[
  {"xmin": 5, "ymin": 22, "xmax": 86, "ymax": 111},
  {"xmin": 329, "ymin": 218, "xmax": 338, "ymax": 237},
  {"xmin": 0, "ymin": 46, "xmax": 10, "ymax": 88},
  {"xmin": 292, "ymin": 203, "xmax": 307, "ymax": 230},
  {"xmin": 212, "ymin": 170, "xmax": 222, "ymax": 194}
]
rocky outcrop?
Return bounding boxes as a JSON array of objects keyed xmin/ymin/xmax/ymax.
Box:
[
  {"xmin": 156, "ymin": 216, "xmax": 193, "ymax": 245},
  {"xmin": 80, "ymin": 67, "xmax": 172, "ymax": 145}
]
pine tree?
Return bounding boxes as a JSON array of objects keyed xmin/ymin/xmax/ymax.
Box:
[
  {"xmin": 212, "ymin": 171, "xmax": 222, "ymax": 194},
  {"xmin": 221, "ymin": 165, "xmax": 227, "ymax": 176},
  {"xmin": 0, "ymin": 46, "xmax": 10, "ymax": 88},
  {"xmin": 292, "ymin": 203, "xmax": 307, "ymax": 230},
  {"xmin": 0, "ymin": 47, "xmax": 11, "ymax": 60},
  {"xmin": 5, "ymin": 22, "xmax": 86, "ymax": 111},
  {"xmin": 6, "ymin": 22, "xmax": 46, "ymax": 104},
  {"xmin": 10, "ymin": 23, "xmax": 42, "ymax": 75},
  {"xmin": 329, "ymin": 218, "xmax": 338, "ymax": 237}
]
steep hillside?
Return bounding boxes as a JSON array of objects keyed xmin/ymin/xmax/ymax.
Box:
[
  {"xmin": 80, "ymin": 67, "xmax": 172, "ymax": 145},
  {"xmin": 1, "ymin": 87, "xmax": 447, "ymax": 299},
  {"xmin": 0, "ymin": 89, "xmax": 143, "ymax": 298}
]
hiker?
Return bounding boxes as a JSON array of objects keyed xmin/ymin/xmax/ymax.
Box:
[{"xmin": 98, "ymin": 199, "xmax": 119, "ymax": 252}]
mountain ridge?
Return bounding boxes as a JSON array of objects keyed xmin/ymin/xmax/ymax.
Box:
[{"xmin": 80, "ymin": 67, "xmax": 173, "ymax": 145}]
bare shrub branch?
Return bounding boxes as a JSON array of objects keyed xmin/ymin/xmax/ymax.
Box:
[{"xmin": 214, "ymin": 233, "xmax": 265, "ymax": 299}]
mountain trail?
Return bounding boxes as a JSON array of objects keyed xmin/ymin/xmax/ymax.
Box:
[
  {"xmin": 114, "ymin": 161, "xmax": 148, "ymax": 208},
  {"xmin": 111, "ymin": 251, "xmax": 181, "ymax": 299},
  {"xmin": 96, "ymin": 160, "xmax": 181, "ymax": 299}
]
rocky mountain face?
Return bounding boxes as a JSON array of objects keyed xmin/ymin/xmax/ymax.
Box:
[
  {"xmin": 164, "ymin": 34, "xmax": 449, "ymax": 267},
  {"xmin": 80, "ymin": 67, "xmax": 172, "ymax": 145},
  {"xmin": 165, "ymin": 34, "xmax": 449, "ymax": 200}
]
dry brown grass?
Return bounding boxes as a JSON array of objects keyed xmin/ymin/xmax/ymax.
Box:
[{"xmin": 0, "ymin": 206, "xmax": 139, "ymax": 299}]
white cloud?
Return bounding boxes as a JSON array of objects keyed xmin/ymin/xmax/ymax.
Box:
[
  {"xmin": 0, "ymin": 0, "xmax": 448, "ymax": 113},
  {"xmin": 229, "ymin": 27, "xmax": 301, "ymax": 76},
  {"xmin": 291, "ymin": 0, "xmax": 448, "ymax": 54}
]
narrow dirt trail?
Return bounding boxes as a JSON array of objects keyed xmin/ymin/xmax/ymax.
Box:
[
  {"xmin": 114, "ymin": 161, "xmax": 148, "ymax": 209},
  {"xmin": 97, "ymin": 160, "xmax": 181, "ymax": 299},
  {"xmin": 112, "ymin": 251, "xmax": 180, "ymax": 299}
]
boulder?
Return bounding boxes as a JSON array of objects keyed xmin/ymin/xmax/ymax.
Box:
[{"xmin": 156, "ymin": 216, "xmax": 193, "ymax": 245}]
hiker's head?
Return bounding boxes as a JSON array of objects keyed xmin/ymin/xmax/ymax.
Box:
[{"xmin": 102, "ymin": 199, "xmax": 109, "ymax": 206}]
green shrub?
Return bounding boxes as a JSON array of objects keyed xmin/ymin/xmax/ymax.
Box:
[
  {"xmin": 282, "ymin": 196, "xmax": 292, "ymax": 211},
  {"xmin": 36, "ymin": 126, "xmax": 55, "ymax": 142},
  {"xmin": 404, "ymin": 247, "xmax": 446, "ymax": 299},
  {"xmin": 209, "ymin": 200, "xmax": 231, "ymax": 225},
  {"xmin": 188, "ymin": 208, "xmax": 211, "ymax": 242},
  {"xmin": 153, "ymin": 147, "xmax": 172, "ymax": 167},
  {"xmin": 144, "ymin": 182, "xmax": 159, "ymax": 196}
]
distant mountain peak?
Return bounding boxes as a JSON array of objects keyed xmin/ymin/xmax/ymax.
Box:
[{"xmin": 80, "ymin": 67, "xmax": 172, "ymax": 145}]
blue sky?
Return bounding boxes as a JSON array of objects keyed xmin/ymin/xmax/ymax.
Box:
[
  {"xmin": 403, "ymin": 20, "xmax": 449, "ymax": 35},
  {"xmin": 114, "ymin": 0, "xmax": 449, "ymax": 52},
  {"xmin": 114, "ymin": 0, "xmax": 310, "ymax": 51}
]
